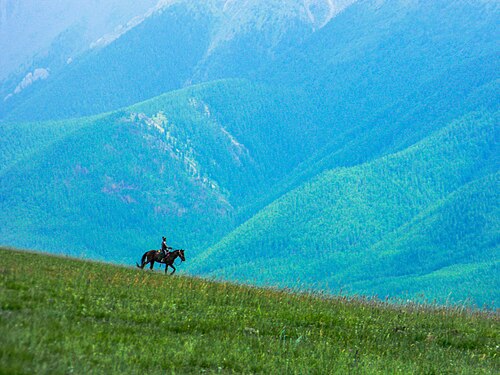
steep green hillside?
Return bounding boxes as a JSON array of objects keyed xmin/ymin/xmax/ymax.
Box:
[
  {"xmin": 0, "ymin": 79, "xmax": 328, "ymax": 261},
  {"xmin": 342, "ymin": 173, "xmax": 499, "ymax": 304},
  {"xmin": 192, "ymin": 112, "xmax": 499, "ymax": 306},
  {"xmin": 1, "ymin": 248, "xmax": 498, "ymax": 374}
]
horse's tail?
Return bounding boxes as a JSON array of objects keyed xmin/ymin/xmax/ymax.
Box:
[{"xmin": 136, "ymin": 252, "xmax": 148, "ymax": 269}]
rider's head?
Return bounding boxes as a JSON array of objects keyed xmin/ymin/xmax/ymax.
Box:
[{"xmin": 162, "ymin": 236, "xmax": 166, "ymax": 241}]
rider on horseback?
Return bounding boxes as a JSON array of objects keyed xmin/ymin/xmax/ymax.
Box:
[{"xmin": 161, "ymin": 236, "xmax": 172, "ymax": 259}]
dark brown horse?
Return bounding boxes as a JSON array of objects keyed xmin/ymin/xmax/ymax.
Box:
[{"xmin": 136, "ymin": 249, "xmax": 185, "ymax": 274}]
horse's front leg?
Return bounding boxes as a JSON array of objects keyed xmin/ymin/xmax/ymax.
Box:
[{"xmin": 170, "ymin": 264, "xmax": 176, "ymax": 275}]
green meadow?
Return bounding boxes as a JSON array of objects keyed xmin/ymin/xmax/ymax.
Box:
[{"xmin": 0, "ymin": 247, "xmax": 498, "ymax": 374}]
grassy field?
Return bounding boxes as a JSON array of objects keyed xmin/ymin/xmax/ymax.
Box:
[{"xmin": 0, "ymin": 247, "xmax": 498, "ymax": 374}]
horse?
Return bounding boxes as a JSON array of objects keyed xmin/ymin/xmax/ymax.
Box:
[{"xmin": 136, "ymin": 249, "xmax": 185, "ymax": 274}]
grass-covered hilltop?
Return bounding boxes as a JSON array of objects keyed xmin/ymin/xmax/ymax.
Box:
[{"xmin": 1, "ymin": 248, "xmax": 498, "ymax": 374}]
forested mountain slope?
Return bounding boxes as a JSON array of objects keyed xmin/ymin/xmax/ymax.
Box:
[
  {"xmin": 190, "ymin": 112, "xmax": 499, "ymax": 306},
  {"xmin": 1, "ymin": 2, "xmax": 214, "ymax": 121},
  {"xmin": 0, "ymin": 0, "xmax": 159, "ymax": 82},
  {"xmin": 2, "ymin": 0, "xmax": 355, "ymax": 121},
  {"xmin": 0, "ymin": 79, "xmax": 333, "ymax": 260},
  {"xmin": 5, "ymin": 0, "xmax": 497, "ymax": 124}
]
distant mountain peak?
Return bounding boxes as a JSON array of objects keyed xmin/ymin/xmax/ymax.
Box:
[{"xmin": 202, "ymin": 0, "xmax": 357, "ymax": 61}]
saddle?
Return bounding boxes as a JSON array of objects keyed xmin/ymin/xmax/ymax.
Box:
[{"xmin": 156, "ymin": 250, "xmax": 170, "ymax": 260}]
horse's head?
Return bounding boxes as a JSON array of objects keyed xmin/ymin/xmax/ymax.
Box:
[{"xmin": 178, "ymin": 249, "xmax": 186, "ymax": 262}]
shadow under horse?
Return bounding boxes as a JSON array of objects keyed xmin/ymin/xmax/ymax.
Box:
[{"xmin": 136, "ymin": 249, "xmax": 185, "ymax": 274}]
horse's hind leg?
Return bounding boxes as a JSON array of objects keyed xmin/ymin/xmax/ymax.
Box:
[{"xmin": 149, "ymin": 261, "xmax": 154, "ymax": 270}]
